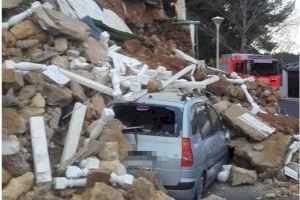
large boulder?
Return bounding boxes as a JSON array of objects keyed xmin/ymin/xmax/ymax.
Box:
[
  {"xmin": 19, "ymin": 106, "xmax": 45, "ymax": 122},
  {"xmin": 39, "ymin": 82, "xmax": 73, "ymax": 107},
  {"xmin": 2, "ymin": 172, "xmax": 34, "ymax": 200},
  {"xmin": 83, "ymin": 37, "xmax": 108, "ymax": 64},
  {"xmin": 90, "ymin": 94, "xmax": 105, "ymax": 115},
  {"xmin": 35, "ymin": 8, "xmax": 90, "ymax": 41},
  {"xmin": 2, "ymin": 168, "xmax": 12, "ymax": 185},
  {"xmin": 86, "ymin": 169, "xmax": 110, "ymax": 187},
  {"xmin": 81, "ymin": 182, "xmax": 124, "ymax": 200},
  {"xmin": 222, "ymin": 104, "xmax": 275, "ymax": 141},
  {"xmin": 99, "ymin": 120, "xmax": 129, "ymax": 161},
  {"xmin": 2, "ymin": 108, "xmax": 26, "ymax": 135},
  {"xmin": 10, "ymin": 20, "xmax": 41, "ymax": 40},
  {"xmin": 23, "ymin": 71, "xmax": 44, "ymax": 85},
  {"xmin": 3, "ymin": 151, "xmax": 31, "ymax": 177},
  {"xmin": 98, "ymin": 160, "xmax": 126, "ymax": 175},
  {"xmin": 98, "ymin": 142, "xmax": 119, "ymax": 161},
  {"xmin": 133, "ymin": 177, "xmax": 174, "ymax": 200},
  {"xmin": 257, "ymin": 113, "xmax": 299, "ymax": 135},
  {"xmin": 229, "ymin": 166, "xmax": 257, "ymax": 186},
  {"xmin": 30, "ymin": 93, "xmax": 46, "ymax": 108},
  {"xmin": 207, "ymin": 75, "xmax": 229, "ymax": 96},
  {"xmin": 70, "ymin": 81, "xmax": 87, "ymax": 103},
  {"xmin": 2, "ymin": 69, "xmax": 24, "ymax": 90},
  {"xmin": 17, "ymin": 85, "xmax": 37, "ymax": 102},
  {"xmin": 231, "ymin": 132, "xmax": 292, "ymax": 178}
]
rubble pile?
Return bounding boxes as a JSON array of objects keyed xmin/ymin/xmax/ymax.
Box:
[
  {"xmin": 205, "ymin": 74, "xmax": 280, "ymax": 114},
  {"xmin": 2, "ymin": 0, "xmax": 299, "ymax": 200}
]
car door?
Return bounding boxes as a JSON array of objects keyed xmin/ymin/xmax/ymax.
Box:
[
  {"xmin": 203, "ymin": 103, "xmax": 229, "ymax": 185},
  {"xmin": 206, "ymin": 103, "xmax": 228, "ymax": 159},
  {"xmin": 193, "ymin": 104, "xmax": 224, "ymax": 186}
]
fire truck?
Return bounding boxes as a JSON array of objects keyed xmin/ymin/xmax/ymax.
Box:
[{"xmin": 219, "ymin": 54, "xmax": 281, "ymax": 89}]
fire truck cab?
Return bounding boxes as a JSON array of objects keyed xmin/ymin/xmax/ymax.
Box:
[{"xmin": 219, "ymin": 54, "xmax": 280, "ymax": 89}]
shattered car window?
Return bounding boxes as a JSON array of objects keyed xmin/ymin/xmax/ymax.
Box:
[{"xmin": 113, "ymin": 104, "xmax": 177, "ymax": 137}]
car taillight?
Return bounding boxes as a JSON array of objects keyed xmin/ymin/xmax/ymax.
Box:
[{"xmin": 181, "ymin": 138, "xmax": 193, "ymax": 167}]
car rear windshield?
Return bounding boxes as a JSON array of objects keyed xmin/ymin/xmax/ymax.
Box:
[{"xmin": 112, "ymin": 104, "xmax": 179, "ymax": 137}]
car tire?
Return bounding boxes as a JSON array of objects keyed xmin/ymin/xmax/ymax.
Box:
[{"xmin": 195, "ymin": 175, "xmax": 205, "ymax": 200}]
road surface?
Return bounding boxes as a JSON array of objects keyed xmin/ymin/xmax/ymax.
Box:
[
  {"xmin": 278, "ymin": 98, "xmax": 299, "ymax": 118},
  {"xmin": 204, "ymin": 182, "xmax": 298, "ymax": 200}
]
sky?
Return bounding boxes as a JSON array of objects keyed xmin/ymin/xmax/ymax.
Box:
[{"xmin": 272, "ymin": 0, "xmax": 300, "ymax": 54}]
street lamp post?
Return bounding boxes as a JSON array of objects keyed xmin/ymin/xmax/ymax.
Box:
[{"xmin": 212, "ymin": 16, "xmax": 224, "ymax": 69}]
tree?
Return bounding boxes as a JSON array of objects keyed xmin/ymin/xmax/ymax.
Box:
[
  {"xmin": 273, "ymin": 52, "xmax": 299, "ymax": 64},
  {"xmin": 186, "ymin": 0, "xmax": 295, "ymax": 60}
]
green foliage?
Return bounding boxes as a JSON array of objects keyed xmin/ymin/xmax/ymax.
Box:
[
  {"xmin": 187, "ymin": 0, "xmax": 295, "ymax": 62},
  {"xmin": 273, "ymin": 52, "xmax": 299, "ymax": 64}
]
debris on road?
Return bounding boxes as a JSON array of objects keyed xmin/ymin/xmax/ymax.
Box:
[{"xmin": 2, "ymin": 0, "xmax": 299, "ymax": 200}]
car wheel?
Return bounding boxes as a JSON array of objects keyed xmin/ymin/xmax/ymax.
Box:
[{"xmin": 195, "ymin": 175, "xmax": 205, "ymax": 200}]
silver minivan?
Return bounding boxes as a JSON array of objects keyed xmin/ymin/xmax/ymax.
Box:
[{"xmin": 110, "ymin": 92, "xmax": 230, "ymax": 200}]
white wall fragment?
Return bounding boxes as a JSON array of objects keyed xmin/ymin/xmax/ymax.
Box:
[
  {"xmin": 61, "ymin": 102, "xmax": 87, "ymax": 163},
  {"xmin": 110, "ymin": 172, "xmax": 134, "ymax": 189},
  {"xmin": 30, "ymin": 116, "xmax": 52, "ymax": 183},
  {"xmin": 239, "ymin": 113, "xmax": 276, "ymax": 137}
]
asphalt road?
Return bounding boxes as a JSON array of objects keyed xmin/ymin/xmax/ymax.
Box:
[
  {"xmin": 278, "ymin": 98, "xmax": 299, "ymax": 118},
  {"xmin": 204, "ymin": 182, "xmax": 298, "ymax": 200}
]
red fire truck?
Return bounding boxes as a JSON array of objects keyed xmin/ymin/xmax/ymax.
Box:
[{"xmin": 219, "ymin": 54, "xmax": 281, "ymax": 89}]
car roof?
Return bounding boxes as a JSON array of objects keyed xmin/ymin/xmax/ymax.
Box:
[{"xmin": 135, "ymin": 92, "xmax": 205, "ymax": 108}]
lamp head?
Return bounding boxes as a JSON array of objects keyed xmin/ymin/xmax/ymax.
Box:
[{"xmin": 212, "ymin": 16, "xmax": 225, "ymax": 26}]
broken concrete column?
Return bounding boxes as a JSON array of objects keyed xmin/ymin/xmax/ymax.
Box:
[
  {"xmin": 53, "ymin": 177, "xmax": 87, "ymax": 189},
  {"xmin": 70, "ymin": 58, "xmax": 90, "ymax": 70},
  {"xmin": 89, "ymin": 108, "xmax": 115, "ymax": 140},
  {"xmin": 166, "ymin": 75, "xmax": 220, "ymax": 90},
  {"xmin": 30, "ymin": 116, "xmax": 52, "ymax": 183},
  {"xmin": 79, "ymin": 157, "xmax": 100, "ymax": 170},
  {"xmin": 2, "ymin": 1, "xmax": 42, "ymax": 29},
  {"xmin": 61, "ymin": 102, "xmax": 87, "ymax": 163},
  {"xmin": 110, "ymin": 172, "xmax": 134, "ymax": 189},
  {"xmin": 110, "ymin": 69, "xmax": 122, "ymax": 100},
  {"xmin": 228, "ymin": 72, "xmax": 263, "ymax": 114},
  {"xmin": 65, "ymin": 166, "xmax": 89, "ymax": 178},
  {"xmin": 4, "ymin": 60, "xmax": 70, "ymax": 85},
  {"xmin": 4, "ymin": 60, "xmax": 47, "ymax": 71},
  {"xmin": 161, "ymin": 64, "xmax": 195, "ymax": 89},
  {"xmin": 122, "ymin": 90, "xmax": 148, "ymax": 102},
  {"xmin": 59, "ymin": 68, "xmax": 114, "ymax": 96}
]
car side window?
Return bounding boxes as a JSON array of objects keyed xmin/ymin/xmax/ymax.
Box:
[
  {"xmin": 207, "ymin": 104, "xmax": 222, "ymax": 132},
  {"xmin": 190, "ymin": 105, "xmax": 203, "ymax": 135},
  {"xmin": 197, "ymin": 107, "xmax": 213, "ymax": 138},
  {"xmin": 190, "ymin": 104, "xmax": 213, "ymax": 137}
]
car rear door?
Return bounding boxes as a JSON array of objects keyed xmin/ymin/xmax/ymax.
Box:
[{"xmin": 192, "ymin": 103, "xmax": 227, "ymax": 185}]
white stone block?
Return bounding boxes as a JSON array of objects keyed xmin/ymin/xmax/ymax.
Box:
[
  {"xmin": 61, "ymin": 102, "xmax": 87, "ymax": 163},
  {"xmin": 30, "ymin": 116, "xmax": 52, "ymax": 183}
]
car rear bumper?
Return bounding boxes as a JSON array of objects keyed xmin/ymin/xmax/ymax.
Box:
[{"xmin": 166, "ymin": 181, "xmax": 197, "ymax": 200}]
